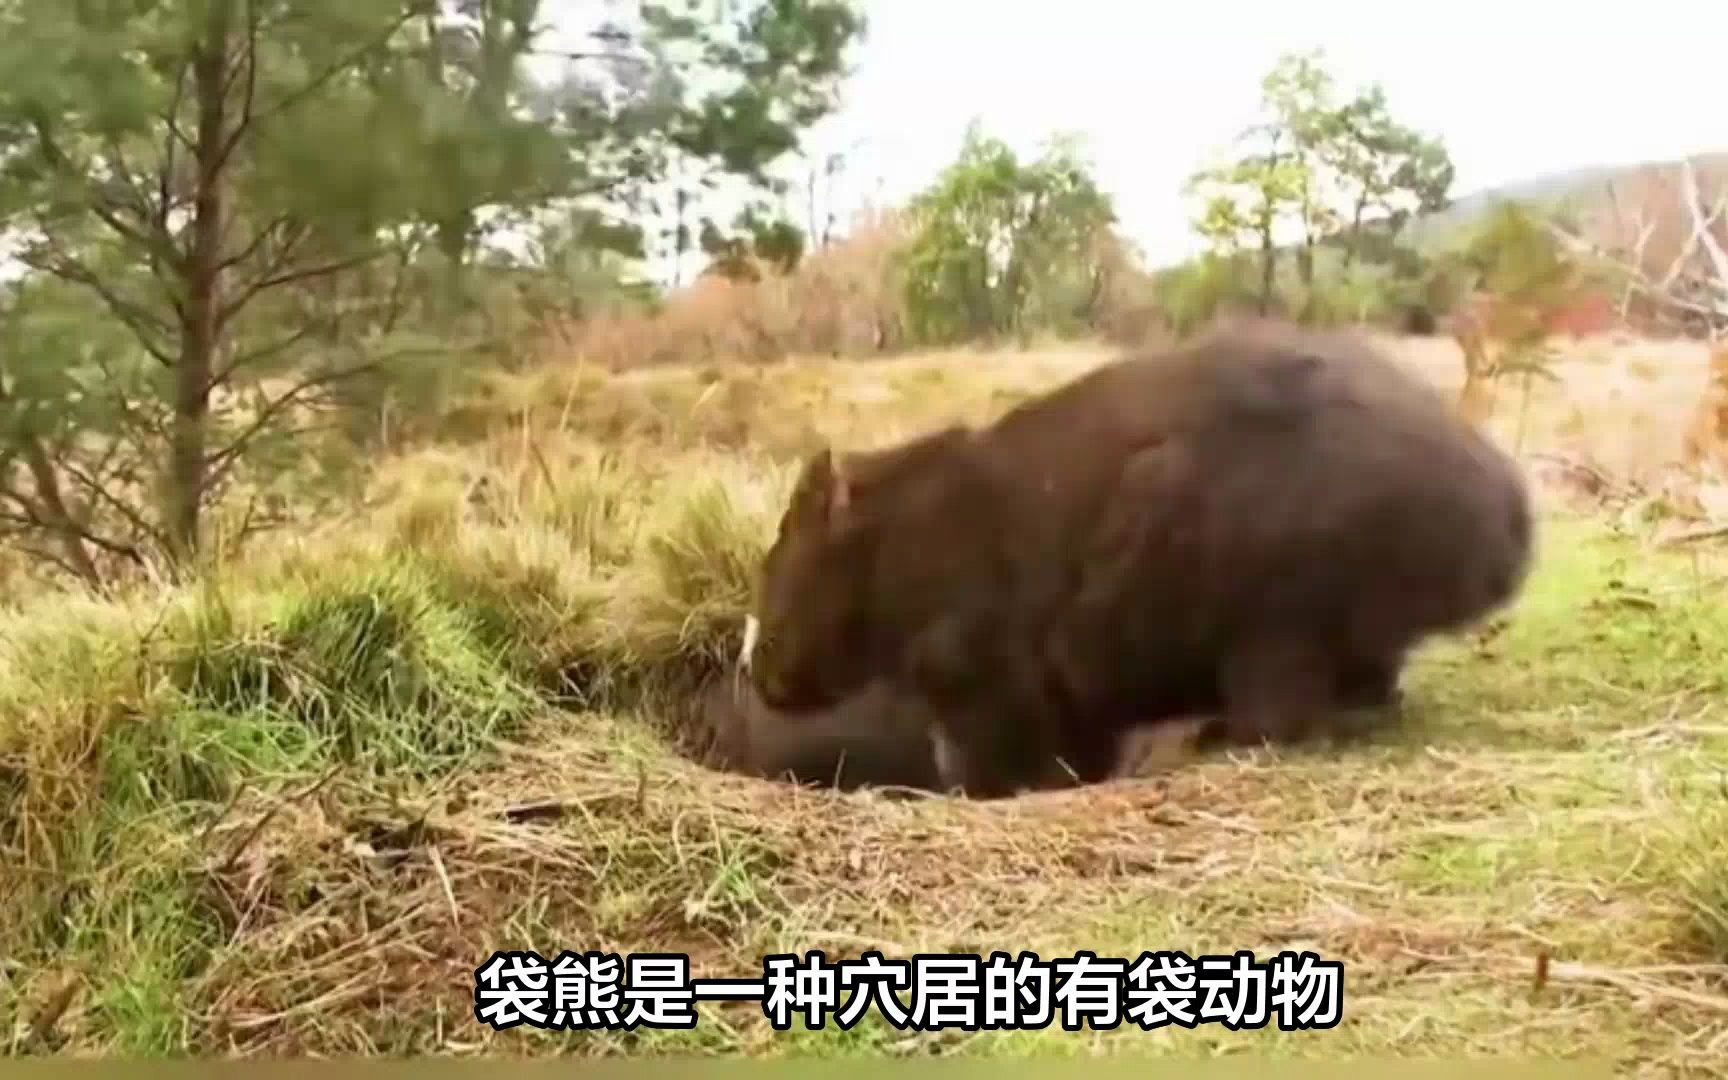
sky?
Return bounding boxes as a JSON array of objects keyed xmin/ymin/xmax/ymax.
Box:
[{"xmin": 543, "ymin": 0, "xmax": 1728, "ymax": 273}]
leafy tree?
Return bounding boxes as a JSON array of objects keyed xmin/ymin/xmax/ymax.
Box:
[
  {"xmin": 900, "ymin": 125, "xmax": 1117, "ymax": 346},
  {"xmin": 540, "ymin": 0, "xmax": 864, "ymax": 288},
  {"xmin": 699, "ymin": 207, "xmax": 806, "ymax": 281},
  {"xmin": 0, "ymin": 0, "xmax": 865, "ymax": 585},
  {"xmin": 1447, "ymin": 199, "xmax": 1579, "ymax": 428},
  {"xmin": 1458, "ymin": 198, "xmax": 1580, "ymax": 350},
  {"xmin": 1184, "ymin": 48, "xmax": 1456, "ymax": 327},
  {"xmin": 1324, "ymin": 89, "xmax": 1453, "ymax": 272},
  {"xmin": 1151, "ymin": 252, "xmax": 1262, "ymax": 337},
  {"xmin": 1258, "ymin": 50, "xmax": 1339, "ymax": 300},
  {"xmin": 1187, "ymin": 121, "xmax": 1309, "ymax": 316},
  {"xmin": 0, "ymin": 0, "xmax": 471, "ymax": 576}
]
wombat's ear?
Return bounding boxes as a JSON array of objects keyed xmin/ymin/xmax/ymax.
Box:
[
  {"xmin": 794, "ymin": 446, "xmax": 851, "ymax": 529},
  {"xmin": 793, "ymin": 447, "xmax": 832, "ymax": 500},
  {"xmin": 829, "ymin": 452, "xmax": 851, "ymax": 517}
]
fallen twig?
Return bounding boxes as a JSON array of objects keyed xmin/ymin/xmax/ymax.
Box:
[
  {"xmin": 1500, "ymin": 960, "xmax": 1728, "ymax": 1013},
  {"xmin": 1660, "ymin": 523, "xmax": 1728, "ymax": 547}
]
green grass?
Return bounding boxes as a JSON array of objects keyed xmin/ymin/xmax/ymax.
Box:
[{"xmin": 2, "ymin": 356, "xmax": 1727, "ymax": 1073}]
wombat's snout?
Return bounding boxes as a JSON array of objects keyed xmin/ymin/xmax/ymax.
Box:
[{"xmin": 739, "ymin": 613, "xmax": 801, "ymax": 709}]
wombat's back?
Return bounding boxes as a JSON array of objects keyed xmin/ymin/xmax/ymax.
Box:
[{"xmin": 1104, "ymin": 321, "xmax": 1533, "ymax": 653}]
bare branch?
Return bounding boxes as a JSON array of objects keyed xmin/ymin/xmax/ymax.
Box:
[
  {"xmin": 1657, "ymin": 224, "xmax": 1703, "ymax": 293},
  {"xmin": 250, "ymin": 253, "xmax": 382, "ymax": 295},
  {"xmin": 217, "ymin": 213, "xmax": 296, "ymax": 274},
  {"xmin": 219, "ymin": 217, "xmax": 314, "ymax": 299},
  {"xmin": 212, "ymin": 0, "xmax": 263, "ymax": 180},
  {"xmin": 208, "ymin": 321, "xmax": 322, "ymax": 391},
  {"xmin": 22, "ymin": 242, "xmax": 178, "ymax": 367},
  {"xmin": 98, "ymin": 136, "xmax": 158, "ymax": 226},
  {"xmin": 1604, "ymin": 178, "xmax": 1660, "ymax": 280},
  {"xmin": 216, "ymin": 251, "xmax": 380, "ymax": 329},
  {"xmin": 0, "ymin": 428, "xmax": 100, "ymax": 584},
  {"xmin": 1680, "ymin": 157, "xmax": 1728, "ymax": 303},
  {"xmin": 12, "ymin": 542, "xmax": 86, "ymax": 583},
  {"xmin": 91, "ymin": 351, "xmax": 173, "ymax": 444},
  {"xmin": 156, "ymin": 60, "xmax": 192, "ymax": 304},
  {"xmin": 53, "ymin": 520, "xmax": 145, "ymax": 566},
  {"xmin": 202, "ymin": 362, "xmax": 380, "ymax": 489},
  {"xmin": 379, "ymin": 228, "xmax": 427, "ymax": 334},
  {"xmin": 222, "ymin": 8, "xmax": 417, "ymax": 165},
  {"xmin": 160, "ymin": 54, "xmax": 197, "ymax": 155},
  {"xmin": 58, "ymin": 458, "xmax": 170, "ymax": 553},
  {"xmin": 27, "ymin": 115, "xmax": 183, "ymax": 275},
  {"xmin": 1548, "ymin": 219, "xmax": 1727, "ymax": 330},
  {"xmin": 0, "ymin": 451, "xmax": 141, "ymax": 575}
]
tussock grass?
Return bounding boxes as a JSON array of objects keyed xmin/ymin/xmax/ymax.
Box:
[
  {"xmin": 421, "ymin": 346, "xmax": 1110, "ymax": 463},
  {"xmin": 3, "ymin": 337, "xmax": 1728, "ymax": 1072}
]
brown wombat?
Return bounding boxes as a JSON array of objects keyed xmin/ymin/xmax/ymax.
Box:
[{"xmin": 746, "ymin": 318, "xmax": 1532, "ymax": 797}]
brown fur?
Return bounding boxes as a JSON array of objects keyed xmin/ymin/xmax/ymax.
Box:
[
  {"xmin": 749, "ymin": 318, "xmax": 1534, "ymax": 798},
  {"xmin": 700, "ymin": 674, "xmax": 946, "ymax": 793}
]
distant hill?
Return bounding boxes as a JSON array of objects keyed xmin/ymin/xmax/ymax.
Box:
[
  {"xmin": 1408, "ymin": 150, "xmax": 1728, "ymax": 253},
  {"xmin": 1145, "ymin": 151, "xmax": 1727, "ymax": 331}
]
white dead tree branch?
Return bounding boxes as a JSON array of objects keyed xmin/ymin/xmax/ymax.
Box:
[
  {"xmin": 1552, "ymin": 159, "xmax": 1728, "ymax": 340},
  {"xmin": 1602, "ymin": 177, "xmax": 1657, "ymax": 321},
  {"xmin": 1679, "ymin": 157, "xmax": 1728, "ymax": 340}
]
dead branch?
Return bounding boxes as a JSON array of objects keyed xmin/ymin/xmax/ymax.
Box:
[
  {"xmin": 1549, "ymin": 223, "xmax": 1725, "ymax": 330},
  {"xmin": 0, "ymin": 473, "xmax": 140, "ymax": 578},
  {"xmin": 1551, "ymin": 158, "xmax": 1727, "ymax": 337},
  {"xmin": 21, "ymin": 242, "xmax": 178, "ymax": 367},
  {"xmin": 201, "ymin": 362, "xmax": 380, "ymax": 490},
  {"xmin": 1659, "ymin": 524, "xmax": 1728, "ymax": 547},
  {"xmin": 230, "ymin": 8, "xmax": 418, "ymax": 147},
  {"xmin": 1655, "ymin": 167, "xmax": 1727, "ymax": 296},
  {"xmin": 58, "ymin": 458, "xmax": 169, "ymax": 554},
  {"xmin": 217, "ymin": 214, "xmax": 298, "ymax": 275},
  {"xmin": 8, "ymin": 437, "xmax": 102, "ymax": 583},
  {"xmin": 1679, "ymin": 157, "xmax": 1728, "ymax": 318},
  {"xmin": 210, "ymin": 0, "xmax": 262, "ymax": 180},
  {"xmin": 216, "ymin": 251, "xmax": 379, "ymax": 331},
  {"xmin": 207, "ymin": 323, "xmax": 324, "ymax": 392},
  {"xmin": 10, "ymin": 540, "xmax": 85, "ymax": 583},
  {"xmin": 26, "ymin": 115, "xmax": 184, "ymax": 276},
  {"xmin": 1602, "ymin": 178, "xmax": 1658, "ymax": 318}
]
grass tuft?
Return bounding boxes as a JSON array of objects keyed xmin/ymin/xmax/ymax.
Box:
[{"xmin": 167, "ymin": 560, "xmax": 538, "ymax": 773}]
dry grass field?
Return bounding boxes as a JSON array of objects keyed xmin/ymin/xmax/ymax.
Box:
[{"xmin": 3, "ymin": 331, "xmax": 1727, "ymax": 1075}]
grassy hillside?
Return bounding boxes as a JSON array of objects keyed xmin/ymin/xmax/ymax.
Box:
[{"xmin": 2, "ymin": 336, "xmax": 1727, "ymax": 1073}]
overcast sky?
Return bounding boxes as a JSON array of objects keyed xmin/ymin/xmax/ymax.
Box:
[{"xmin": 541, "ymin": 0, "xmax": 1728, "ymax": 270}]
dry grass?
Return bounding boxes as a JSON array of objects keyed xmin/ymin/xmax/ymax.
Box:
[
  {"xmin": 4, "ymin": 330, "xmax": 1728, "ymax": 1074},
  {"xmin": 532, "ymin": 211, "xmax": 916, "ymax": 372},
  {"xmin": 1385, "ymin": 331, "xmax": 1714, "ymax": 487}
]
